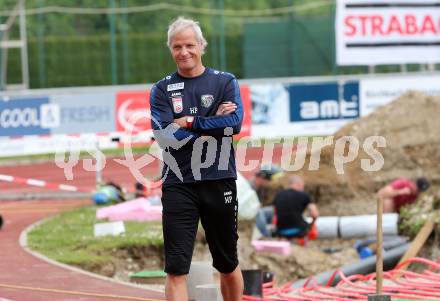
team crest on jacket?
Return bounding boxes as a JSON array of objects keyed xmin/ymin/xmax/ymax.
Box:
[
  {"xmin": 172, "ymin": 96, "xmax": 183, "ymax": 113},
  {"xmin": 201, "ymin": 94, "xmax": 214, "ymax": 108}
]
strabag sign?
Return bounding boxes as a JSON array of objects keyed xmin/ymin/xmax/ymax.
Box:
[{"xmin": 336, "ymin": 0, "xmax": 440, "ymax": 65}]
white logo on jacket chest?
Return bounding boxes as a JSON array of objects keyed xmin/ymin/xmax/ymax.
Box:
[
  {"xmin": 201, "ymin": 94, "xmax": 214, "ymax": 108},
  {"xmin": 167, "ymin": 82, "xmax": 184, "ymax": 91}
]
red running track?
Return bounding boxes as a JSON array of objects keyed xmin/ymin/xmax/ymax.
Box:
[
  {"xmin": 0, "ymin": 199, "xmax": 165, "ymax": 301},
  {"xmin": 0, "ymin": 146, "xmax": 286, "ymax": 194},
  {"xmin": 0, "ymin": 145, "xmax": 289, "ymax": 300}
]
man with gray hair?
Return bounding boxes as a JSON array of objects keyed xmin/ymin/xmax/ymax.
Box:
[{"xmin": 150, "ymin": 17, "xmax": 244, "ymax": 301}]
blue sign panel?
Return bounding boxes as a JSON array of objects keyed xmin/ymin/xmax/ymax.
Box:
[
  {"xmin": 0, "ymin": 97, "xmax": 51, "ymax": 136},
  {"xmin": 289, "ymin": 82, "xmax": 359, "ymax": 122}
]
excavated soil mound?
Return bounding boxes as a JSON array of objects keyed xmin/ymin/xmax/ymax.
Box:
[{"xmin": 293, "ymin": 91, "xmax": 440, "ymax": 216}]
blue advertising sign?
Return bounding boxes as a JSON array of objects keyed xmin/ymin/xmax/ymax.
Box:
[
  {"xmin": 289, "ymin": 82, "xmax": 359, "ymax": 122},
  {"xmin": 0, "ymin": 97, "xmax": 51, "ymax": 137}
]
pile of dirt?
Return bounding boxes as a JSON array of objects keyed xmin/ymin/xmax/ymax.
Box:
[
  {"xmin": 240, "ymin": 91, "xmax": 440, "ymax": 281},
  {"xmin": 293, "ymin": 91, "xmax": 440, "ymax": 216}
]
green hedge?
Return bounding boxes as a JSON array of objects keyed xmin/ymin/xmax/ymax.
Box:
[
  {"xmin": 8, "ymin": 21, "xmax": 432, "ymax": 89},
  {"xmin": 18, "ymin": 32, "xmax": 243, "ymax": 89}
]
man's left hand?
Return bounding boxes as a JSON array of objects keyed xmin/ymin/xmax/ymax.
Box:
[{"xmin": 216, "ymin": 101, "xmax": 237, "ymax": 116}]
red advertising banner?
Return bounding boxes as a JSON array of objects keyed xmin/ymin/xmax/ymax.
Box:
[
  {"xmin": 115, "ymin": 86, "xmax": 252, "ymax": 137},
  {"xmin": 115, "ymin": 91, "xmax": 151, "ymax": 134},
  {"xmin": 237, "ymin": 85, "xmax": 252, "ymax": 139}
]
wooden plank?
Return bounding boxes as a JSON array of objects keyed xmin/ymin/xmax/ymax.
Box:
[
  {"xmin": 376, "ymin": 197, "xmax": 384, "ymax": 294},
  {"xmin": 397, "ymin": 219, "xmax": 435, "ymax": 270}
]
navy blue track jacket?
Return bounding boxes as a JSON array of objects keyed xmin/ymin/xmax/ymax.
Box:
[{"xmin": 150, "ymin": 67, "xmax": 243, "ymax": 185}]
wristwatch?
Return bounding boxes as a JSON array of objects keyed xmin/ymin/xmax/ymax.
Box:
[{"xmin": 186, "ymin": 116, "xmax": 194, "ymax": 129}]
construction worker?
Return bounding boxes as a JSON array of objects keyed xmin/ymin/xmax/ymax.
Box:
[
  {"xmin": 256, "ymin": 175, "xmax": 319, "ymax": 239},
  {"xmin": 377, "ymin": 177, "xmax": 430, "ymax": 213},
  {"xmin": 249, "ymin": 164, "xmax": 283, "ymax": 204}
]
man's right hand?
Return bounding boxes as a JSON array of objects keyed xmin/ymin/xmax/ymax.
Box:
[{"xmin": 216, "ymin": 101, "xmax": 237, "ymax": 115}]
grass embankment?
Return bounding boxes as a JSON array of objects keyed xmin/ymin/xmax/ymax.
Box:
[{"xmin": 27, "ymin": 206, "xmax": 163, "ymax": 266}]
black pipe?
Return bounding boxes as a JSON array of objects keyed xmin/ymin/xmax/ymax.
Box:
[
  {"xmin": 292, "ymin": 243, "xmax": 410, "ymax": 288},
  {"xmin": 355, "ymin": 235, "xmax": 408, "ymax": 251},
  {"xmin": 355, "ymin": 236, "xmax": 409, "ymax": 258}
]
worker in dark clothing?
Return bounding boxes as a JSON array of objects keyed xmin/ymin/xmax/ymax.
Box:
[{"xmin": 256, "ymin": 175, "xmax": 319, "ymax": 239}]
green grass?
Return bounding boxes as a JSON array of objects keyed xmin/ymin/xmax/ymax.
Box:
[{"xmin": 27, "ymin": 206, "xmax": 163, "ymax": 266}]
